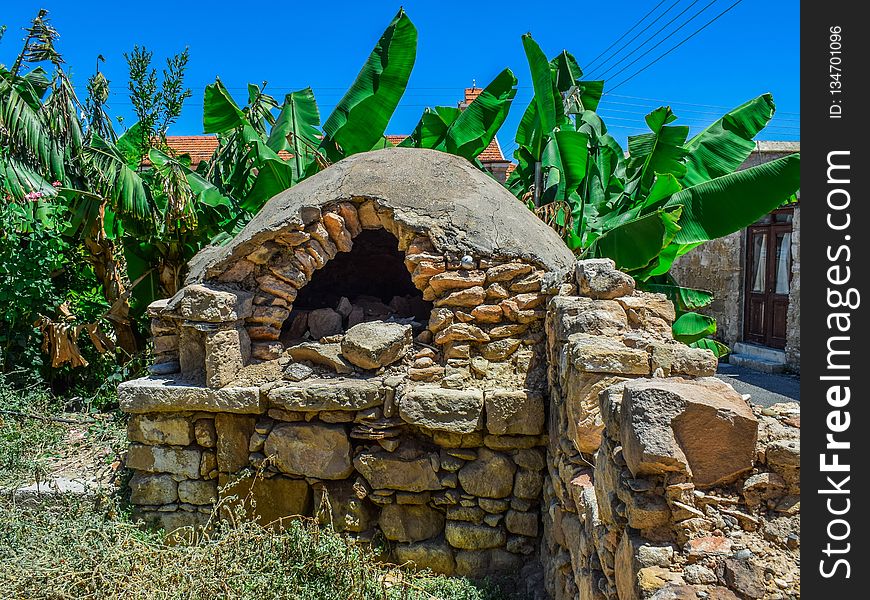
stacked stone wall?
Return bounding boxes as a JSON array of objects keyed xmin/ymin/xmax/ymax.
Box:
[{"xmin": 542, "ymin": 261, "xmax": 800, "ymax": 600}]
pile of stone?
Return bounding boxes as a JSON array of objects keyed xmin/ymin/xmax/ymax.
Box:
[{"xmin": 284, "ymin": 293, "xmax": 429, "ymax": 344}]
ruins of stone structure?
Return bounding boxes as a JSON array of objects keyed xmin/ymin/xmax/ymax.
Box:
[{"xmin": 119, "ymin": 148, "xmax": 800, "ymax": 599}]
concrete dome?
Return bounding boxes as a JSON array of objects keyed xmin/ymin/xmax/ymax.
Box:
[{"xmin": 187, "ymin": 147, "xmax": 575, "ymax": 284}]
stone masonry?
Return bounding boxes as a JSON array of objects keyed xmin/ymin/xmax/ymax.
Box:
[{"xmin": 120, "ymin": 149, "xmax": 800, "ymax": 599}]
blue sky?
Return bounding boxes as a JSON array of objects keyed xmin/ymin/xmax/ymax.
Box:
[{"xmin": 2, "ymin": 1, "xmax": 799, "ymax": 151}]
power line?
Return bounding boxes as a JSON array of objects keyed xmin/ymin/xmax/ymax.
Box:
[
  {"xmin": 584, "ymin": 0, "xmax": 670, "ymax": 71},
  {"xmin": 595, "ymin": 0, "xmax": 718, "ymax": 79},
  {"xmin": 596, "ymin": 0, "xmax": 720, "ymax": 81},
  {"xmin": 599, "ymin": 105, "xmax": 800, "ymax": 125},
  {"xmin": 606, "ymin": 93, "xmax": 800, "ymax": 116},
  {"xmin": 607, "ymin": 0, "xmax": 747, "ymax": 93},
  {"xmin": 585, "ymin": 0, "xmax": 683, "ymax": 77}
]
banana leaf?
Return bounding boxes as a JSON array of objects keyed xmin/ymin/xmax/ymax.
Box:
[
  {"xmin": 682, "ymin": 94, "xmax": 776, "ymax": 186},
  {"xmin": 399, "ymin": 106, "xmax": 461, "ymax": 149},
  {"xmin": 443, "ymin": 68, "xmax": 517, "ymax": 160},
  {"xmin": 81, "ymin": 134, "xmax": 152, "ymax": 226},
  {"xmin": 595, "ymin": 206, "xmax": 682, "ymax": 271},
  {"xmin": 641, "ymin": 282, "xmax": 714, "ymax": 311},
  {"xmin": 672, "ymin": 311, "xmax": 717, "ymax": 344},
  {"xmin": 203, "ymin": 78, "xmax": 247, "ymax": 134},
  {"xmin": 267, "ymin": 88, "xmax": 321, "ymax": 177},
  {"xmin": 665, "ymin": 153, "xmax": 800, "ymax": 245},
  {"xmin": 321, "ymin": 8, "xmax": 417, "ymax": 158},
  {"xmin": 625, "ymin": 107, "xmax": 688, "ymax": 201},
  {"xmin": 521, "ymin": 34, "xmax": 565, "ymax": 135},
  {"xmin": 691, "ymin": 338, "xmax": 730, "ymax": 358}
]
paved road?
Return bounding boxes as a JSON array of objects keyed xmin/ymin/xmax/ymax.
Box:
[{"xmin": 715, "ymin": 362, "xmax": 800, "ymax": 407}]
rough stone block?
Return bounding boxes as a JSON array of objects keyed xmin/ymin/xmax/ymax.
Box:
[
  {"xmin": 286, "ymin": 342, "xmax": 353, "ymax": 374},
  {"xmin": 379, "ymin": 504, "xmax": 445, "ymax": 542},
  {"xmin": 178, "ymin": 479, "xmax": 218, "ymax": 505},
  {"xmin": 353, "ymin": 448, "xmax": 442, "ymax": 492},
  {"xmin": 568, "ymin": 334, "xmax": 650, "ymax": 375},
  {"xmin": 194, "ymin": 419, "xmax": 217, "ymax": 448},
  {"xmin": 620, "ymin": 377, "xmax": 758, "ymax": 487},
  {"xmin": 165, "ymin": 284, "xmax": 253, "ymax": 322},
  {"xmin": 215, "ymin": 413, "xmax": 256, "ymax": 473},
  {"xmin": 341, "ymin": 321, "xmax": 412, "ymax": 369},
  {"xmin": 395, "ymin": 540, "xmax": 456, "ymax": 575},
  {"xmin": 129, "ymin": 473, "xmax": 178, "ymax": 505},
  {"xmin": 127, "ymin": 444, "xmax": 201, "ymax": 479},
  {"xmin": 399, "ymin": 386, "xmax": 484, "ymax": 434},
  {"xmin": 505, "ymin": 509, "xmax": 538, "ymax": 537},
  {"xmin": 313, "ymin": 480, "xmax": 376, "ymax": 533},
  {"xmin": 221, "ymin": 474, "xmax": 311, "ymax": 527},
  {"xmin": 550, "ymin": 296, "xmax": 628, "ymax": 341},
  {"xmin": 266, "ymin": 378, "xmax": 382, "ymax": 412},
  {"xmin": 204, "ymin": 326, "xmax": 250, "ymax": 388},
  {"xmin": 575, "ymin": 258, "xmax": 635, "ymax": 299},
  {"xmin": 445, "ymin": 521, "xmax": 506, "ymax": 550},
  {"xmin": 484, "ymin": 389, "xmax": 544, "ymax": 435},
  {"xmin": 118, "ymin": 377, "xmax": 263, "ymax": 414},
  {"xmin": 457, "ymin": 448, "xmax": 516, "ymax": 498},
  {"xmin": 265, "ymin": 422, "xmax": 353, "ymax": 480},
  {"xmin": 128, "ymin": 414, "xmax": 193, "ymax": 446}
]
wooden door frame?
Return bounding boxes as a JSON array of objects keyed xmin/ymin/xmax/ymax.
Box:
[{"xmin": 743, "ymin": 207, "xmax": 794, "ymax": 348}]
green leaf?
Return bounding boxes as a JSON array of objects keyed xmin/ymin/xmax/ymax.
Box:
[
  {"xmin": 550, "ymin": 50, "xmax": 582, "ymax": 93},
  {"xmin": 81, "ymin": 134, "xmax": 152, "ymax": 225},
  {"xmin": 521, "ymin": 34, "xmax": 563, "ymax": 135},
  {"xmin": 242, "ymin": 158, "xmax": 294, "ymax": 213},
  {"xmin": 321, "ymin": 8, "xmax": 417, "ymax": 158},
  {"xmin": 682, "ymin": 94, "xmax": 776, "ymax": 186},
  {"xmin": 672, "ymin": 311, "xmax": 717, "ymax": 345},
  {"xmin": 691, "ymin": 338, "xmax": 730, "ymax": 358},
  {"xmin": 444, "ymin": 68, "xmax": 517, "ymax": 160},
  {"xmin": 595, "ymin": 206, "xmax": 682, "ymax": 271},
  {"xmin": 0, "ymin": 154, "xmax": 55, "ymax": 202},
  {"xmin": 641, "ymin": 283, "xmax": 714, "ymax": 311},
  {"xmin": 625, "ymin": 107, "xmax": 689, "ymax": 200},
  {"xmin": 267, "ymin": 88, "xmax": 321, "ymax": 177},
  {"xmin": 400, "ymin": 106, "xmax": 461, "ymax": 149},
  {"xmin": 116, "ymin": 121, "xmax": 148, "ymax": 168},
  {"xmin": 203, "ymin": 78, "xmax": 247, "ymax": 134},
  {"xmin": 665, "ymin": 153, "xmax": 800, "ymax": 244},
  {"xmin": 0, "ymin": 73, "xmax": 51, "ymax": 172}
]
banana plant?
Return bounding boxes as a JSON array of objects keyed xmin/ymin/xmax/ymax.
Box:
[
  {"xmin": 505, "ymin": 35, "xmax": 801, "ymax": 355},
  {"xmin": 399, "ymin": 67, "xmax": 518, "ymax": 165}
]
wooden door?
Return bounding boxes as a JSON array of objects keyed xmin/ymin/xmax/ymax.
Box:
[{"xmin": 744, "ymin": 208, "xmax": 793, "ymax": 348}]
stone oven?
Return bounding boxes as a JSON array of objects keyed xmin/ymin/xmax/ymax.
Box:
[{"xmin": 120, "ymin": 148, "xmax": 801, "ymax": 599}]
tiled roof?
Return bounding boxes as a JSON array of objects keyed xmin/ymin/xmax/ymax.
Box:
[{"xmin": 165, "ymin": 134, "xmax": 505, "ymax": 167}]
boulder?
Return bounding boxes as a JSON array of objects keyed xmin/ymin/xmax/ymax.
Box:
[
  {"xmin": 307, "ymin": 308, "xmax": 343, "ymax": 339},
  {"xmin": 341, "ymin": 321, "xmax": 412, "ymax": 369},
  {"xmin": 568, "ymin": 334, "xmax": 650, "ymax": 375},
  {"xmin": 457, "ymin": 448, "xmax": 516, "ymax": 498},
  {"xmin": 399, "ymin": 386, "xmax": 484, "ymax": 433},
  {"xmin": 379, "ymin": 504, "xmax": 445, "ymax": 542},
  {"xmin": 549, "ymin": 296, "xmax": 628, "ymax": 341},
  {"xmin": 264, "ymin": 422, "xmax": 353, "ymax": 480},
  {"xmin": 620, "ymin": 377, "xmax": 758, "ymax": 488}
]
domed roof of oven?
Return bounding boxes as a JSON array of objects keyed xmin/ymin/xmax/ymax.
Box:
[{"xmin": 186, "ymin": 147, "xmax": 575, "ymax": 284}]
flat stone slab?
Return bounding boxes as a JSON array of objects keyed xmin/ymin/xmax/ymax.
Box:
[
  {"xmin": 265, "ymin": 378, "xmax": 383, "ymax": 412},
  {"xmin": 399, "ymin": 386, "xmax": 484, "ymax": 433},
  {"xmin": 118, "ymin": 376, "xmax": 263, "ymax": 414}
]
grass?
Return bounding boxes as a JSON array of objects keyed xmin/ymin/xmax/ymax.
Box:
[
  {"xmin": 0, "ymin": 495, "xmax": 508, "ymax": 600},
  {"xmin": 0, "ymin": 376, "xmax": 512, "ymax": 600}
]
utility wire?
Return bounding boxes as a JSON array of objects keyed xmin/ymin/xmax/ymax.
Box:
[
  {"xmin": 584, "ymin": 0, "xmax": 671, "ymax": 71},
  {"xmin": 585, "ymin": 0, "xmax": 684, "ymax": 77},
  {"xmin": 594, "ymin": 0, "xmax": 718, "ymax": 80},
  {"xmin": 607, "ymin": 0, "xmax": 746, "ymax": 93}
]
